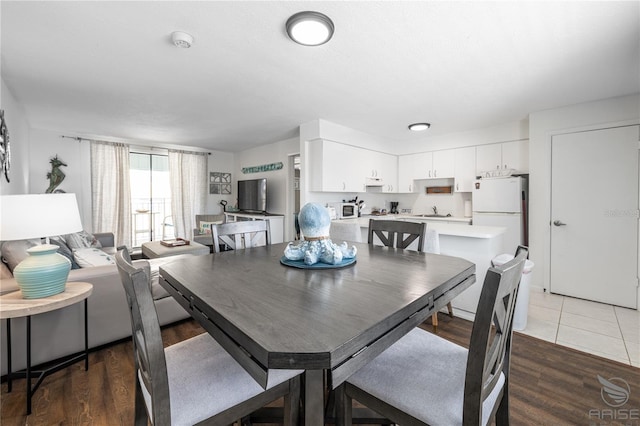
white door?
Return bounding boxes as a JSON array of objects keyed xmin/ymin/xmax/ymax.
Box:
[{"xmin": 551, "ymin": 125, "xmax": 639, "ymax": 308}]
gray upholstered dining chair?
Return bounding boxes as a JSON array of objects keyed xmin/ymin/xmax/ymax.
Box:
[
  {"xmin": 211, "ymin": 220, "xmax": 270, "ymax": 253},
  {"xmin": 330, "ymin": 220, "xmax": 363, "ymax": 243},
  {"xmin": 335, "ymin": 246, "xmax": 529, "ymax": 426},
  {"xmin": 368, "ymin": 219, "xmax": 450, "ymax": 330},
  {"xmin": 115, "ymin": 250, "xmax": 301, "ymax": 426}
]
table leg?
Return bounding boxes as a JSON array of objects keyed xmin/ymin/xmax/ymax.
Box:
[
  {"xmin": 26, "ymin": 315, "xmax": 32, "ymax": 415},
  {"xmin": 6, "ymin": 318, "xmax": 11, "ymax": 392},
  {"xmin": 304, "ymin": 369, "xmax": 324, "ymax": 426},
  {"xmin": 84, "ymin": 299, "xmax": 88, "ymax": 371}
]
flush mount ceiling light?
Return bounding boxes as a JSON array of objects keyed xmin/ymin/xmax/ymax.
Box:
[
  {"xmin": 408, "ymin": 123, "xmax": 431, "ymax": 131},
  {"xmin": 171, "ymin": 31, "xmax": 194, "ymax": 48},
  {"xmin": 286, "ymin": 11, "xmax": 334, "ymax": 46}
]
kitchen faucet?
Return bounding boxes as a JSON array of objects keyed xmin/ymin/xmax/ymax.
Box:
[{"xmin": 432, "ymin": 206, "xmax": 438, "ymax": 215}]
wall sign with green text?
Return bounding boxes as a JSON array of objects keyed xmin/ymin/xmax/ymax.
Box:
[{"xmin": 241, "ymin": 162, "xmax": 283, "ymax": 174}]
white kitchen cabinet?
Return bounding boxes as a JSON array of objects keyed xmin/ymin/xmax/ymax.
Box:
[
  {"xmin": 476, "ymin": 140, "xmax": 529, "ymax": 175},
  {"xmin": 308, "ymin": 139, "xmax": 366, "ymax": 192},
  {"xmin": 398, "ymin": 152, "xmax": 431, "ymax": 192},
  {"xmin": 502, "ymin": 140, "xmax": 529, "ymax": 172},
  {"xmin": 431, "ymin": 149, "xmax": 455, "ymax": 178},
  {"xmin": 454, "ymin": 146, "xmax": 476, "ymax": 192},
  {"xmin": 365, "ymin": 150, "xmax": 398, "ymax": 193},
  {"xmin": 475, "ymin": 143, "xmax": 502, "ymax": 175}
]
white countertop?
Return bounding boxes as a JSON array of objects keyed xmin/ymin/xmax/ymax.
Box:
[{"xmin": 335, "ymin": 215, "xmax": 504, "ymax": 239}]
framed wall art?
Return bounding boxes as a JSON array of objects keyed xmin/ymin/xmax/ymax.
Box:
[{"xmin": 209, "ymin": 172, "xmax": 231, "ymax": 194}]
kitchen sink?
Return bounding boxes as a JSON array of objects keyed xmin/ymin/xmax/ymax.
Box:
[{"xmin": 413, "ymin": 214, "xmax": 452, "ymax": 218}]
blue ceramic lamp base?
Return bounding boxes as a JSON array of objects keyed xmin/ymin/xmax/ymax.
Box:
[{"xmin": 12, "ymin": 244, "xmax": 71, "ymax": 299}]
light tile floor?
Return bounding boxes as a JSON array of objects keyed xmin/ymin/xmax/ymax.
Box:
[{"xmin": 518, "ymin": 289, "xmax": 640, "ymax": 367}]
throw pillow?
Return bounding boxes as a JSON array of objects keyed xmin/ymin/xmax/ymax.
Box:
[
  {"xmin": 199, "ymin": 221, "xmax": 221, "ymax": 235},
  {"xmin": 50, "ymin": 236, "xmax": 81, "ymax": 269},
  {"xmin": 0, "ymin": 261, "xmax": 12, "ymax": 280},
  {"xmin": 64, "ymin": 231, "xmax": 102, "ymax": 250},
  {"xmin": 0, "ymin": 239, "xmax": 40, "ymax": 272},
  {"xmin": 73, "ymin": 247, "xmax": 115, "ymax": 268}
]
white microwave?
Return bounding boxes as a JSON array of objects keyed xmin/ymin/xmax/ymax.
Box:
[{"xmin": 328, "ymin": 202, "xmax": 358, "ymax": 219}]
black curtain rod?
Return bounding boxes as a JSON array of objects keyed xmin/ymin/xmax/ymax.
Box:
[{"xmin": 60, "ymin": 135, "xmax": 211, "ymax": 155}]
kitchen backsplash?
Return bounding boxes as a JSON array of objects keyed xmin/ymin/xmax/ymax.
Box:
[{"xmin": 311, "ymin": 179, "xmax": 472, "ymax": 217}]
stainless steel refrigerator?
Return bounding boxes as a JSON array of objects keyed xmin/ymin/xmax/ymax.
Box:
[{"xmin": 472, "ymin": 176, "xmax": 528, "ymax": 254}]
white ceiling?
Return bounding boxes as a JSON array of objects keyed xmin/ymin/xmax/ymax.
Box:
[{"xmin": 1, "ymin": 1, "xmax": 638, "ymax": 153}]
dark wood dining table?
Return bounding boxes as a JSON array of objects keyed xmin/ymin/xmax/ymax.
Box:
[{"xmin": 159, "ymin": 241, "xmax": 475, "ymax": 425}]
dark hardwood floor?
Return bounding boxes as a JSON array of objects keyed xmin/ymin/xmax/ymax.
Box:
[{"xmin": 1, "ymin": 314, "xmax": 638, "ymax": 425}]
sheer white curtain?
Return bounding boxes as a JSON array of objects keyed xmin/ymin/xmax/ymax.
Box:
[
  {"xmin": 168, "ymin": 150, "xmax": 207, "ymax": 240},
  {"xmin": 90, "ymin": 141, "xmax": 132, "ymax": 248}
]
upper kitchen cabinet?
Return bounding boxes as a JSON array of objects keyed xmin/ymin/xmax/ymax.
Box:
[
  {"xmin": 362, "ymin": 150, "xmax": 398, "ymax": 193},
  {"xmin": 308, "ymin": 139, "xmax": 366, "ymax": 192},
  {"xmin": 454, "ymin": 146, "xmax": 476, "ymax": 192},
  {"xmin": 475, "ymin": 140, "xmax": 529, "ymax": 175},
  {"xmin": 431, "ymin": 149, "xmax": 455, "ymax": 178},
  {"xmin": 398, "ymin": 152, "xmax": 431, "ymax": 192}
]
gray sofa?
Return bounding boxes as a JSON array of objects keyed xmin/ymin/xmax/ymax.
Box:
[{"xmin": 0, "ymin": 233, "xmax": 191, "ymax": 376}]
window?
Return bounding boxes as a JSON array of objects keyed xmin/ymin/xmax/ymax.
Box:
[{"xmin": 130, "ymin": 152, "xmax": 172, "ymax": 247}]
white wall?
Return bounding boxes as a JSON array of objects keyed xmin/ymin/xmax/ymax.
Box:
[
  {"xmin": 206, "ymin": 151, "xmax": 235, "ymax": 214},
  {"xmin": 28, "ymin": 128, "xmax": 93, "ymax": 229},
  {"xmin": 234, "ymin": 137, "xmax": 299, "ymax": 215},
  {"xmin": 0, "ymin": 78, "xmax": 30, "ymax": 195},
  {"xmin": 397, "ymin": 120, "xmax": 529, "ymax": 155},
  {"xmin": 529, "ymin": 93, "xmax": 640, "ymax": 295}
]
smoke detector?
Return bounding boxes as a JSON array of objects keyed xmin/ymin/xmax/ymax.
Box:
[{"xmin": 171, "ymin": 31, "xmax": 194, "ymax": 48}]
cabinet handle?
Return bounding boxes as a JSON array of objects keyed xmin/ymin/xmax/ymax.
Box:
[
  {"xmin": 434, "ymin": 170, "xmax": 437, "ymax": 177},
  {"xmin": 409, "ymin": 184, "xmax": 412, "ymax": 192},
  {"xmin": 343, "ymin": 182, "xmax": 346, "ymax": 190},
  {"xmin": 456, "ymin": 183, "xmax": 459, "ymax": 191},
  {"xmin": 428, "ymin": 170, "xmax": 431, "ymax": 178},
  {"xmin": 496, "ymin": 165, "xmax": 500, "ymax": 169}
]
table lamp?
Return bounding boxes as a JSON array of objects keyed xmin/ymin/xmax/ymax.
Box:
[{"xmin": 0, "ymin": 193, "xmax": 83, "ymax": 298}]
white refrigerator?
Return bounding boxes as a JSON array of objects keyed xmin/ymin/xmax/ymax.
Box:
[{"xmin": 472, "ymin": 176, "xmax": 528, "ymax": 254}]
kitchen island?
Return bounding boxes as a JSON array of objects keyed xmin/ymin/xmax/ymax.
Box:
[{"xmin": 334, "ymin": 215, "xmax": 505, "ymax": 318}]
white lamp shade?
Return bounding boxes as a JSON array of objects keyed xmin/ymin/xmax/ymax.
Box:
[{"xmin": 0, "ymin": 193, "xmax": 83, "ymax": 241}]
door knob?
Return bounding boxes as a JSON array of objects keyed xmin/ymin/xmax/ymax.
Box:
[{"xmin": 553, "ymin": 220, "xmax": 567, "ymax": 226}]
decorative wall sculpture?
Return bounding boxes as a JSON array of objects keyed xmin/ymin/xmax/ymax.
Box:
[{"xmin": 46, "ymin": 155, "xmax": 67, "ymax": 193}]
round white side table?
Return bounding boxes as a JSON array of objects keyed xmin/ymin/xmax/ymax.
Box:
[{"xmin": 0, "ymin": 281, "xmax": 93, "ymax": 415}]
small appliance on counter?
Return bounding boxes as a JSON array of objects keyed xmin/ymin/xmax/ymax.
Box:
[
  {"xmin": 389, "ymin": 202, "xmax": 399, "ymax": 214},
  {"xmin": 328, "ymin": 202, "xmax": 358, "ymax": 219}
]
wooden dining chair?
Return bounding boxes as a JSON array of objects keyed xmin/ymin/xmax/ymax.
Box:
[
  {"xmin": 368, "ymin": 219, "xmax": 450, "ymax": 330},
  {"xmin": 115, "ymin": 250, "xmax": 301, "ymax": 426},
  {"xmin": 211, "ymin": 220, "xmax": 270, "ymax": 253},
  {"xmin": 367, "ymin": 219, "xmax": 425, "ymax": 250},
  {"xmin": 335, "ymin": 247, "xmax": 528, "ymax": 426}
]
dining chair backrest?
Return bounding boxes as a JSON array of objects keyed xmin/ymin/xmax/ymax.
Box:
[
  {"xmin": 211, "ymin": 220, "xmax": 271, "ymax": 253},
  {"xmin": 367, "ymin": 219, "xmax": 426, "ymax": 251},
  {"xmin": 115, "ymin": 249, "xmax": 171, "ymax": 424},
  {"xmin": 463, "ymin": 246, "xmax": 528, "ymax": 424},
  {"xmin": 330, "ymin": 220, "xmax": 363, "ymax": 243}
]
